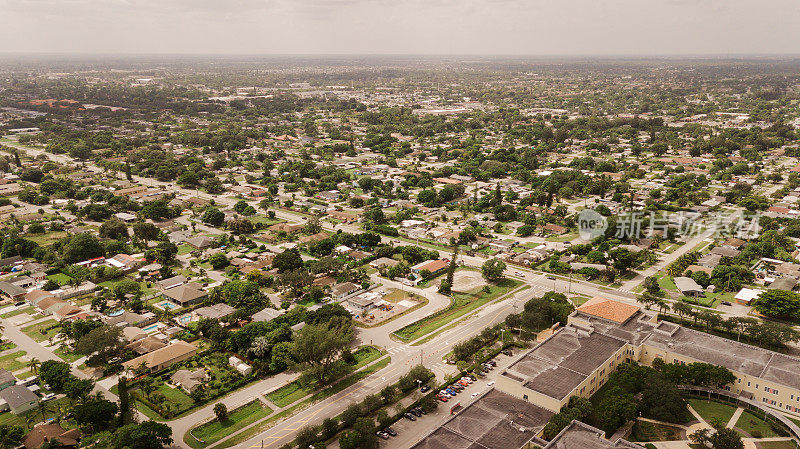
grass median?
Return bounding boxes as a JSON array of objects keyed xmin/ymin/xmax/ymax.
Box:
[
  {"xmin": 212, "ymin": 357, "xmax": 391, "ymax": 449},
  {"xmin": 185, "ymin": 400, "xmax": 274, "ymax": 449},
  {"xmin": 392, "ymin": 279, "xmax": 521, "ymax": 343}
]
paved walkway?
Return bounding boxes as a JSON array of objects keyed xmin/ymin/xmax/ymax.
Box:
[{"xmin": 727, "ymin": 407, "xmax": 745, "ymax": 429}]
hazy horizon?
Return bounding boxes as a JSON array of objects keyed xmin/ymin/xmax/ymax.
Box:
[{"xmin": 1, "ymin": 0, "xmax": 798, "ymax": 56}]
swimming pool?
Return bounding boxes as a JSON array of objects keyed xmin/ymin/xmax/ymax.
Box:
[
  {"xmin": 142, "ymin": 324, "xmax": 159, "ymax": 333},
  {"xmin": 156, "ymin": 301, "xmax": 179, "ymax": 310}
]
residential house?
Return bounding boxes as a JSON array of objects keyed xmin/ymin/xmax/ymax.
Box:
[
  {"xmin": 23, "ymin": 423, "xmax": 81, "ymax": 449},
  {"xmin": 674, "ymin": 276, "xmax": 704, "ymax": 297},
  {"xmin": 171, "ymin": 369, "xmax": 208, "ymax": 393},
  {"xmin": 411, "ymin": 259, "xmax": 449, "ymax": 276},
  {"xmin": 0, "ymin": 281, "xmax": 26, "ymax": 301},
  {"xmin": 162, "ymin": 283, "xmax": 208, "ymax": 306},
  {"xmin": 0, "ymin": 385, "xmax": 38, "ymax": 414},
  {"xmin": 158, "ymin": 275, "xmax": 187, "ymax": 291},
  {"xmin": 331, "ymin": 282, "xmax": 359, "ymax": 300},
  {"xmin": 122, "ymin": 340, "xmax": 198, "ymax": 373}
]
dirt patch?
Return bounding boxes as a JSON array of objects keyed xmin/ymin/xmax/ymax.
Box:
[{"xmin": 451, "ymin": 271, "xmax": 487, "ymax": 292}]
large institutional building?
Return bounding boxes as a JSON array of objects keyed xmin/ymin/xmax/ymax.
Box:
[
  {"xmin": 411, "ymin": 296, "xmax": 800, "ymax": 449},
  {"xmin": 498, "ymin": 296, "xmax": 800, "ymax": 417}
]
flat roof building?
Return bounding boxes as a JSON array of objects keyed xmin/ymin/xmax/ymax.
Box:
[{"xmin": 495, "ymin": 297, "xmax": 800, "ymax": 418}]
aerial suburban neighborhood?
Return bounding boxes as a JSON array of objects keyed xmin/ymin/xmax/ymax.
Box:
[{"xmin": 0, "ymin": 4, "xmax": 800, "ymax": 449}]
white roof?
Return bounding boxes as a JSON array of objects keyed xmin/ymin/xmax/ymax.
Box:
[{"xmin": 734, "ymin": 288, "xmax": 764, "ymax": 304}]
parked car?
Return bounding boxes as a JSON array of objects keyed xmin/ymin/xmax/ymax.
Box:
[
  {"xmin": 445, "ymin": 388, "xmax": 457, "ymax": 396},
  {"xmin": 488, "ymin": 381, "xmax": 496, "ymax": 387},
  {"xmin": 376, "ymin": 431, "xmax": 390, "ymax": 440},
  {"xmin": 420, "ymin": 385, "xmax": 431, "ymax": 393},
  {"xmin": 385, "ymin": 427, "xmax": 397, "ymax": 437},
  {"xmin": 438, "ymin": 395, "xmax": 448, "ymax": 402},
  {"xmin": 41, "ymin": 393, "xmax": 55, "ymax": 401},
  {"xmin": 471, "ymin": 392, "xmax": 480, "ymax": 398},
  {"xmin": 417, "ymin": 407, "xmax": 427, "ymax": 415},
  {"xmin": 487, "ymin": 360, "xmax": 497, "ymax": 367},
  {"xmin": 439, "ymin": 390, "xmax": 451, "ymax": 398},
  {"xmin": 411, "ymin": 408, "xmax": 422, "ymax": 417},
  {"xmin": 721, "ymin": 301, "xmax": 732, "ymax": 306},
  {"xmin": 404, "ymin": 412, "xmax": 417, "ymax": 421},
  {"xmin": 502, "ymin": 350, "xmax": 512, "ymax": 356},
  {"xmin": 458, "ymin": 380, "xmax": 469, "ymax": 387},
  {"xmin": 14, "ymin": 301, "xmax": 25, "ymax": 307}
]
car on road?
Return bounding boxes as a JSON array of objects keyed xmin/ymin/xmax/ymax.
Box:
[
  {"xmin": 488, "ymin": 381, "xmax": 495, "ymax": 387},
  {"xmin": 385, "ymin": 427, "xmax": 397, "ymax": 437},
  {"xmin": 404, "ymin": 412, "xmax": 417, "ymax": 421},
  {"xmin": 547, "ymin": 276, "xmax": 556, "ymax": 280},
  {"xmin": 14, "ymin": 301, "xmax": 25, "ymax": 307},
  {"xmin": 471, "ymin": 392, "xmax": 480, "ymax": 398}
]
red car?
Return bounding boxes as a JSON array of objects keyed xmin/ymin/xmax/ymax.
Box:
[{"xmin": 438, "ymin": 395, "xmax": 448, "ymax": 402}]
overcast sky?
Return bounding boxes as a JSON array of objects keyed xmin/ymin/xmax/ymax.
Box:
[{"xmin": 1, "ymin": 0, "xmax": 798, "ymax": 55}]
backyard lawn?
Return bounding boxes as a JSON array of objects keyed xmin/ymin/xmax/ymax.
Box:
[
  {"xmin": 54, "ymin": 346, "xmax": 83, "ymax": 363},
  {"xmin": 46, "ymin": 272, "xmax": 73, "ymax": 285},
  {"xmin": 735, "ymin": 409, "xmax": 783, "ymax": 438},
  {"xmin": 628, "ymin": 420, "xmax": 684, "ymax": 442},
  {"xmin": 1, "ymin": 306, "xmax": 34, "ymax": 318},
  {"xmin": 757, "ymin": 441, "xmax": 798, "ymax": 449},
  {"xmin": 21, "ymin": 319, "xmax": 60, "ymax": 342},
  {"xmin": 186, "ymin": 400, "xmax": 273, "ymax": 448},
  {"xmin": 687, "ymin": 398, "xmax": 737, "ymax": 426},
  {"xmin": 0, "ymin": 350, "xmax": 27, "ymax": 371}
]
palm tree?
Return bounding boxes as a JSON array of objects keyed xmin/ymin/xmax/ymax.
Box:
[
  {"xmin": 0, "ymin": 422, "xmax": 23, "ymax": 448},
  {"xmin": 37, "ymin": 401, "xmax": 52, "ymax": 423},
  {"xmin": 249, "ymin": 336, "xmax": 272, "ymax": 359},
  {"xmin": 27, "ymin": 358, "xmax": 40, "ymax": 375},
  {"xmin": 24, "ymin": 415, "xmax": 36, "ymax": 431}
]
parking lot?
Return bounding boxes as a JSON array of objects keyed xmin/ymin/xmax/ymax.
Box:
[{"xmin": 375, "ymin": 350, "xmax": 521, "ymax": 449}]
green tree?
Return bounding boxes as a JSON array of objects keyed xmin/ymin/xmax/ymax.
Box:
[
  {"xmin": 752, "ymin": 289, "xmax": 800, "ymax": 320},
  {"xmin": 63, "ymin": 233, "xmax": 104, "ymax": 263},
  {"xmin": 99, "ymin": 218, "xmax": 129, "ymax": 240},
  {"xmin": 272, "ymin": 248, "xmax": 304, "ymax": 273},
  {"xmin": 202, "ymin": 207, "xmax": 225, "ymax": 227},
  {"xmin": 0, "ymin": 425, "xmax": 24, "ymax": 449},
  {"xmin": 39, "ymin": 360, "xmax": 71, "ymax": 390},
  {"xmin": 291, "ymin": 316, "xmax": 355, "ymax": 384},
  {"xmin": 74, "ymin": 398, "xmax": 118, "ymax": 431},
  {"xmin": 481, "ymin": 258, "xmax": 506, "ymax": 283},
  {"xmin": 595, "ymin": 387, "xmax": 637, "ymax": 433},
  {"xmin": 209, "ymin": 253, "xmax": 229, "ymax": 270},
  {"xmin": 133, "ymin": 222, "xmax": 160, "ymax": 241},
  {"xmin": 213, "ymin": 403, "xmax": 228, "ymax": 422}
]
